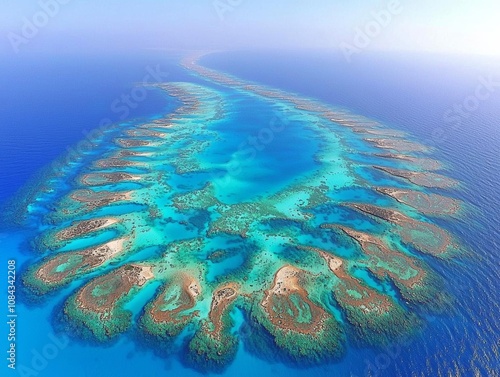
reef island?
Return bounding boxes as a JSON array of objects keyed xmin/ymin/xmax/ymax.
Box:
[{"xmin": 21, "ymin": 53, "xmax": 464, "ymax": 371}]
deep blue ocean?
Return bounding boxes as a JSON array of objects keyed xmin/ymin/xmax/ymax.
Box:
[{"xmin": 0, "ymin": 50, "xmax": 499, "ymax": 376}]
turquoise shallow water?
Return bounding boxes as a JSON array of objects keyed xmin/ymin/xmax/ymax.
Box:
[{"xmin": 0, "ymin": 51, "xmax": 498, "ymax": 377}]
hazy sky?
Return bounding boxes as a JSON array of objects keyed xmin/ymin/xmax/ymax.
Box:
[{"xmin": 2, "ymin": 0, "xmax": 499, "ymax": 56}]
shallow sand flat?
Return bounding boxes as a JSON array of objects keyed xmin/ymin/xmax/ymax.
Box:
[
  {"xmin": 207, "ymin": 282, "xmax": 239, "ymax": 337},
  {"xmin": 298, "ymin": 245, "xmax": 344, "ymax": 273},
  {"xmin": 80, "ymin": 172, "xmax": 142, "ymax": 186},
  {"xmin": 34, "ymin": 237, "xmax": 128, "ymax": 286},
  {"xmin": 70, "ymin": 189, "xmax": 133, "ymax": 202},
  {"xmin": 112, "ymin": 150, "xmax": 154, "ymax": 158},
  {"xmin": 56, "ymin": 217, "xmax": 120, "ymax": 240}
]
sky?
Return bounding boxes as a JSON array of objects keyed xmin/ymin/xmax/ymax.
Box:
[{"xmin": 1, "ymin": 0, "xmax": 500, "ymax": 56}]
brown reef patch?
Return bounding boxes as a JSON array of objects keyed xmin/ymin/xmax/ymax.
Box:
[
  {"xmin": 80, "ymin": 172, "xmax": 141, "ymax": 186},
  {"xmin": 69, "ymin": 189, "xmax": 132, "ymax": 210},
  {"xmin": 376, "ymin": 187, "xmax": 461, "ymax": 216},
  {"xmin": 373, "ymin": 154, "xmax": 443, "ymax": 171},
  {"xmin": 115, "ymin": 138, "xmax": 152, "ymax": 148},
  {"xmin": 75, "ymin": 264, "xmax": 154, "ymax": 316},
  {"xmin": 112, "ymin": 150, "xmax": 152, "ymax": 158},
  {"xmin": 330, "ymin": 226, "xmax": 426, "ymax": 290},
  {"xmin": 94, "ymin": 158, "xmax": 140, "ymax": 169},
  {"xmin": 333, "ymin": 267, "xmax": 392, "ymax": 315},
  {"xmin": 149, "ymin": 274, "xmax": 201, "ymax": 326},
  {"xmin": 35, "ymin": 238, "xmax": 127, "ymax": 286},
  {"xmin": 349, "ymin": 203, "xmax": 456, "ymax": 256},
  {"xmin": 301, "ymin": 247, "xmax": 393, "ymax": 316},
  {"xmin": 56, "ymin": 217, "xmax": 120, "ymax": 240},
  {"xmin": 352, "ymin": 128, "xmax": 407, "ymax": 138},
  {"xmin": 125, "ymin": 129, "xmax": 166, "ymax": 138},
  {"xmin": 366, "ymin": 138, "xmax": 429, "ymax": 153},
  {"xmin": 207, "ymin": 282, "xmax": 239, "ymax": 339},
  {"xmin": 374, "ymin": 166, "xmax": 459, "ymax": 189},
  {"xmin": 261, "ymin": 265, "xmax": 329, "ymax": 335}
]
